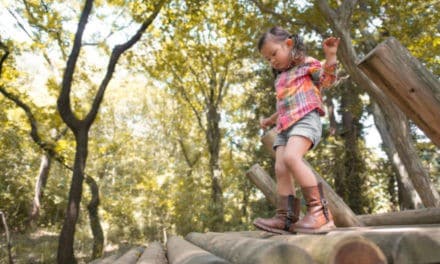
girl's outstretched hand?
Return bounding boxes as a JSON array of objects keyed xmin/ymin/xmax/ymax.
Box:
[{"xmin": 323, "ymin": 37, "xmax": 340, "ymax": 57}]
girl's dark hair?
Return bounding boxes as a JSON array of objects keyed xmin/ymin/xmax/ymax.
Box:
[{"xmin": 258, "ymin": 26, "xmax": 306, "ymax": 65}]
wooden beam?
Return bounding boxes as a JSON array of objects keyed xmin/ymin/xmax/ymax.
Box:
[
  {"xmin": 357, "ymin": 37, "xmax": 440, "ymax": 147},
  {"xmin": 185, "ymin": 232, "xmax": 314, "ymax": 264}
]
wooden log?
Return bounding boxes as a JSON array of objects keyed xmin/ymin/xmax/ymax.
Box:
[
  {"xmin": 246, "ymin": 164, "xmax": 277, "ymax": 206},
  {"xmin": 137, "ymin": 241, "xmax": 168, "ymax": 264},
  {"xmin": 357, "ymin": 37, "xmax": 440, "ymax": 147},
  {"xmin": 185, "ymin": 232, "xmax": 314, "ymax": 264},
  {"xmin": 328, "ymin": 226, "xmax": 440, "ymax": 264},
  {"xmin": 270, "ymin": 233, "xmax": 387, "ymax": 264},
  {"xmin": 358, "ymin": 207, "xmax": 440, "ymax": 226},
  {"xmin": 166, "ymin": 235, "xmax": 230, "ymax": 264},
  {"xmin": 88, "ymin": 253, "xmax": 121, "ymax": 264},
  {"xmin": 112, "ymin": 246, "xmax": 145, "ymax": 264}
]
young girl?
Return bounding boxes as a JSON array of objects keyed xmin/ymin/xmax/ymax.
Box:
[{"xmin": 253, "ymin": 26, "xmax": 339, "ymax": 234}]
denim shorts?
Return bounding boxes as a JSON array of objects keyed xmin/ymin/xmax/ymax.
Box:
[{"xmin": 273, "ymin": 110, "xmax": 322, "ymax": 150}]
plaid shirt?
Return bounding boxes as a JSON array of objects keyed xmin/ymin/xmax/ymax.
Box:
[{"xmin": 275, "ymin": 56, "xmax": 337, "ymax": 132}]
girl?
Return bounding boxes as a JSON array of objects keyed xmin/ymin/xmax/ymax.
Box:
[{"xmin": 253, "ymin": 26, "xmax": 339, "ymax": 234}]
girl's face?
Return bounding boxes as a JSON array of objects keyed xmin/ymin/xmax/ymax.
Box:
[{"xmin": 260, "ymin": 38, "xmax": 293, "ymax": 71}]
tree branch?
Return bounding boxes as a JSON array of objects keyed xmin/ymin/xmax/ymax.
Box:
[
  {"xmin": 85, "ymin": 1, "xmax": 166, "ymax": 127},
  {"xmin": 57, "ymin": 0, "xmax": 94, "ymax": 129}
]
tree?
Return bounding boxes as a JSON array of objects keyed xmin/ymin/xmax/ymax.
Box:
[{"xmin": 54, "ymin": 0, "xmax": 165, "ymax": 262}]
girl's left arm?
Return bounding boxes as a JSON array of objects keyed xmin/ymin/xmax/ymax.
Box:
[{"xmin": 320, "ymin": 37, "xmax": 340, "ymax": 89}]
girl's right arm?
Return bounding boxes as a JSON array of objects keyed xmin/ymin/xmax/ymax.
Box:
[{"xmin": 260, "ymin": 112, "xmax": 278, "ymax": 130}]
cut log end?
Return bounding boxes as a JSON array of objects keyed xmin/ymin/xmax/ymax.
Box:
[{"xmin": 333, "ymin": 240, "xmax": 386, "ymax": 264}]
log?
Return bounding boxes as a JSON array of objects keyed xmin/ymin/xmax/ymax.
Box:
[
  {"xmin": 358, "ymin": 207, "xmax": 440, "ymax": 226},
  {"xmin": 185, "ymin": 232, "xmax": 314, "ymax": 264},
  {"xmin": 357, "ymin": 37, "xmax": 440, "ymax": 147},
  {"xmin": 328, "ymin": 226, "xmax": 440, "ymax": 264},
  {"xmin": 166, "ymin": 235, "xmax": 230, "ymax": 264},
  {"xmin": 137, "ymin": 241, "xmax": 168, "ymax": 264},
  {"xmin": 246, "ymin": 164, "xmax": 277, "ymax": 206},
  {"xmin": 113, "ymin": 246, "xmax": 145, "ymax": 264},
  {"xmin": 88, "ymin": 253, "xmax": 120, "ymax": 264},
  {"xmin": 270, "ymin": 233, "xmax": 387, "ymax": 264}
]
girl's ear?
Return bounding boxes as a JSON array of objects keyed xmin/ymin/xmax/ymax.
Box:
[{"xmin": 286, "ymin": 38, "xmax": 294, "ymax": 47}]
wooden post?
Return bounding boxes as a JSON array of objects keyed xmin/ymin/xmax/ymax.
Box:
[
  {"xmin": 357, "ymin": 37, "xmax": 440, "ymax": 147},
  {"xmin": 185, "ymin": 232, "xmax": 314, "ymax": 264},
  {"xmin": 166, "ymin": 236, "xmax": 230, "ymax": 264},
  {"xmin": 257, "ymin": 128, "xmax": 364, "ymax": 227},
  {"xmin": 246, "ymin": 164, "xmax": 277, "ymax": 206}
]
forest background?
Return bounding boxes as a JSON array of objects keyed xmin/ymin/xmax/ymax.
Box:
[{"xmin": 0, "ymin": 0, "xmax": 439, "ymax": 262}]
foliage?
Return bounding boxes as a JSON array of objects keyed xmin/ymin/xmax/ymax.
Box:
[{"xmin": 0, "ymin": 0, "xmax": 438, "ymax": 262}]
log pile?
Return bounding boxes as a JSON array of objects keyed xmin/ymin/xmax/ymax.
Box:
[{"xmin": 88, "ymin": 225, "xmax": 440, "ymax": 264}]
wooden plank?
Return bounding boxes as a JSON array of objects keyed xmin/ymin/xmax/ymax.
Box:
[
  {"xmin": 137, "ymin": 241, "xmax": 168, "ymax": 264},
  {"xmin": 357, "ymin": 37, "xmax": 440, "ymax": 147},
  {"xmin": 166, "ymin": 236, "xmax": 230, "ymax": 264},
  {"xmin": 185, "ymin": 232, "xmax": 314, "ymax": 264}
]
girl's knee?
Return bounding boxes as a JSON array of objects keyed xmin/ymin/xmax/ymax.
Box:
[
  {"xmin": 282, "ymin": 153, "xmax": 303, "ymax": 168},
  {"xmin": 274, "ymin": 162, "xmax": 289, "ymax": 179}
]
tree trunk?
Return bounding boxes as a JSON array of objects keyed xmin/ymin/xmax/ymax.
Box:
[
  {"xmin": 370, "ymin": 103, "xmax": 423, "ymax": 209},
  {"xmin": 206, "ymin": 105, "xmax": 224, "ymax": 231},
  {"xmin": 85, "ymin": 176, "xmax": 104, "ymax": 260},
  {"xmin": 30, "ymin": 153, "xmax": 51, "ymax": 225},
  {"xmin": 338, "ymin": 80, "xmax": 368, "ymax": 214},
  {"xmin": 57, "ymin": 130, "xmax": 88, "ymax": 264},
  {"xmin": 316, "ymin": 0, "xmax": 440, "ymax": 208}
]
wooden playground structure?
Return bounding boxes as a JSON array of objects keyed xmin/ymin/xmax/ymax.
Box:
[{"xmin": 89, "ymin": 37, "xmax": 440, "ymax": 264}]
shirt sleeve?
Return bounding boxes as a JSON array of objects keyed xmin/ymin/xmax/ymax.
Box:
[{"xmin": 307, "ymin": 57, "xmax": 337, "ymax": 89}]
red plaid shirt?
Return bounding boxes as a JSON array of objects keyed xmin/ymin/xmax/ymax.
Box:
[{"xmin": 275, "ymin": 56, "xmax": 337, "ymax": 132}]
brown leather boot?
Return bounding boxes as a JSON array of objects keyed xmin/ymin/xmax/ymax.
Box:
[
  {"xmin": 293, "ymin": 182, "xmax": 335, "ymax": 234},
  {"xmin": 253, "ymin": 194, "xmax": 300, "ymax": 234}
]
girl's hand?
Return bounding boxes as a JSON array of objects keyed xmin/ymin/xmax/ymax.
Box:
[
  {"xmin": 323, "ymin": 37, "xmax": 339, "ymax": 65},
  {"xmin": 260, "ymin": 117, "xmax": 274, "ymax": 130}
]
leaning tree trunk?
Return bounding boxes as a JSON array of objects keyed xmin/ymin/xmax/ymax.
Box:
[
  {"xmin": 316, "ymin": 0, "xmax": 440, "ymax": 208},
  {"xmin": 30, "ymin": 153, "xmax": 51, "ymax": 225},
  {"xmin": 370, "ymin": 103, "xmax": 423, "ymax": 209}
]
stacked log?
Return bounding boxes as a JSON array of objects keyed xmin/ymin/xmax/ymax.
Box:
[
  {"xmin": 166, "ymin": 236, "xmax": 230, "ymax": 264},
  {"xmin": 185, "ymin": 232, "xmax": 315, "ymax": 264},
  {"xmin": 137, "ymin": 241, "xmax": 168, "ymax": 264},
  {"xmin": 113, "ymin": 246, "xmax": 145, "ymax": 264}
]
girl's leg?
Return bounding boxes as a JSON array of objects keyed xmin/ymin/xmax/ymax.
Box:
[
  {"xmin": 282, "ymin": 136, "xmax": 317, "ymax": 187},
  {"xmin": 252, "ymin": 146, "xmax": 301, "ymax": 234},
  {"xmin": 283, "ymin": 135, "xmax": 334, "ymax": 233},
  {"xmin": 275, "ymin": 146, "xmax": 295, "ymax": 195}
]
